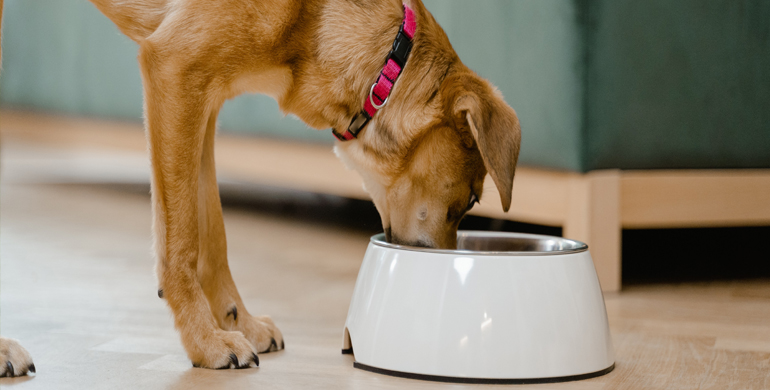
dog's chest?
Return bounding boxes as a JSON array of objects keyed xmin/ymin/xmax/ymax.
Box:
[{"xmin": 229, "ymin": 67, "xmax": 293, "ymax": 101}]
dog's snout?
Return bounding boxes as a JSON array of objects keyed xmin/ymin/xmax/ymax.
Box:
[
  {"xmin": 389, "ymin": 233, "xmax": 435, "ymax": 249},
  {"xmin": 409, "ymin": 240, "xmax": 433, "ymax": 248}
]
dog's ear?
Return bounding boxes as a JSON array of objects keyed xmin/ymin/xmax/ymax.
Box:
[{"xmin": 453, "ymin": 82, "xmax": 521, "ymax": 212}]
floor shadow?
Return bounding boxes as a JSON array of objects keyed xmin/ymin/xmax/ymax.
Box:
[
  {"xmin": 0, "ymin": 375, "xmax": 35, "ymax": 386},
  {"xmin": 60, "ymin": 181, "xmax": 770, "ymax": 285},
  {"xmin": 622, "ymin": 226, "xmax": 770, "ymax": 284}
]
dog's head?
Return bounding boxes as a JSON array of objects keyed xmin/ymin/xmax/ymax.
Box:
[
  {"xmin": 333, "ymin": 2, "xmax": 521, "ymax": 249},
  {"xmin": 336, "ymin": 63, "xmax": 521, "ymax": 249}
]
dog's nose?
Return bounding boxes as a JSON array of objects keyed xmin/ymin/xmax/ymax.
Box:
[
  {"xmin": 389, "ymin": 233, "xmax": 434, "ymax": 248},
  {"xmin": 408, "ymin": 240, "xmax": 433, "ymax": 248}
]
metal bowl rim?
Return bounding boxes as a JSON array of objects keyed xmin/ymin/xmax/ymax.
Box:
[{"xmin": 370, "ymin": 231, "xmax": 589, "ymax": 256}]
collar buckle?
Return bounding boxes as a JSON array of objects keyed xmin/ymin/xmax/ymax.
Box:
[
  {"xmin": 333, "ymin": 111, "xmax": 372, "ymax": 141},
  {"xmin": 389, "ymin": 30, "xmax": 413, "ymax": 68}
]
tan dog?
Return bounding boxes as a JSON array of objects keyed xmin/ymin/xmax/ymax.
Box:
[{"xmin": 0, "ymin": 0, "xmax": 520, "ymax": 371}]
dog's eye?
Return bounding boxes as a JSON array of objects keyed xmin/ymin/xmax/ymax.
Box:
[
  {"xmin": 466, "ymin": 193, "xmax": 479, "ymax": 211},
  {"xmin": 448, "ymin": 194, "xmax": 480, "ymax": 222}
]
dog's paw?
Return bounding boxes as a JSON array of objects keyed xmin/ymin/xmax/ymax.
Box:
[
  {"xmin": 0, "ymin": 337, "xmax": 35, "ymax": 378},
  {"xmin": 230, "ymin": 312, "xmax": 284, "ymax": 354},
  {"xmin": 188, "ymin": 330, "xmax": 259, "ymax": 369}
]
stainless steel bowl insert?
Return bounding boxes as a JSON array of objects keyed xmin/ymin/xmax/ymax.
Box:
[{"xmin": 370, "ymin": 231, "xmax": 588, "ymax": 256}]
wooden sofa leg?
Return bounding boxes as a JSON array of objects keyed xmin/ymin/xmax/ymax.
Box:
[{"xmin": 564, "ymin": 170, "xmax": 622, "ymax": 292}]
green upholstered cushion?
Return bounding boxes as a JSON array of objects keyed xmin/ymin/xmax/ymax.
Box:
[{"xmin": 584, "ymin": 0, "xmax": 770, "ymax": 170}]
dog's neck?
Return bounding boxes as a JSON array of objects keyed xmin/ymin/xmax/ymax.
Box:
[
  {"xmin": 270, "ymin": 0, "xmax": 457, "ymax": 187},
  {"xmin": 278, "ymin": 1, "xmax": 450, "ymax": 144}
]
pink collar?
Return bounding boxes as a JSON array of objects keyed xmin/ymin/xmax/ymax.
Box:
[{"xmin": 333, "ymin": 5, "xmax": 416, "ymax": 141}]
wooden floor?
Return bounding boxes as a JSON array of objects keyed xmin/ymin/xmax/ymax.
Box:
[{"xmin": 2, "ymin": 115, "xmax": 770, "ymax": 389}]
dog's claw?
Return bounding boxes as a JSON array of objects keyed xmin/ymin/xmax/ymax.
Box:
[
  {"xmin": 227, "ymin": 306, "xmax": 238, "ymax": 322},
  {"xmin": 28, "ymin": 364, "xmax": 35, "ymax": 374},
  {"xmin": 281, "ymin": 339, "xmax": 285, "ymax": 350},
  {"xmin": 216, "ymin": 355, "xmax": 236, "ymax": 370},
  {"xmin": 236, "ymin": 357, "xmax": 252, "ymax": 370},
  {"xmin": 158, "ymin": 289, "xmax": 163, "ymax": 299},
  {"xmin": 193, "ymin": 353, "xmax": 253, "ymax": 369},
  {"xmin": 261, "ymin": 338, "xmax": 278, "ymax": 353}
]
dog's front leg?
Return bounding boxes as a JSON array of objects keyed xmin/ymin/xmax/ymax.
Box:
[
  {"xmin": 140, "ymin": 45, "xmax": 257, "ymax": 369},
  {"xmin": 197, "ymin": 111, "xmax": 284, "ymax": 354}
]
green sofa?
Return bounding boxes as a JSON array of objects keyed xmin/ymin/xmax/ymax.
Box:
[{"xmin": 3, "ymin": 0, "xmax": 769, "ymax": 171}]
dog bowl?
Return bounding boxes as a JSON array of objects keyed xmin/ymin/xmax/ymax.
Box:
[{"xmin": 342, "ymin": 231, "xmax": 614, "ymax": 384}]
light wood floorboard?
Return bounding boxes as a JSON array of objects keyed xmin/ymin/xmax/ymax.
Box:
[{"xmin": 1, "ymin": 114, "xmax": 770, "ymax": 389}]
